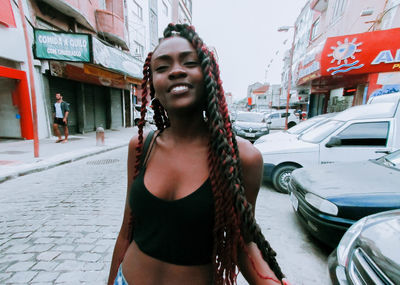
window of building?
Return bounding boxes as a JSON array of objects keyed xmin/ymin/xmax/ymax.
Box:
[
  {"xmin": 99, "ymin": 0, "xmax": 106, "ymax": 9},
  {"xmin": 132, "ymin": 0, "xmax": 143, "ymax": 20},
  {"xmin": 310, "ymin": 18, "xmax": 320, "ymax": 40},
  {"xmin": 133, "ymin": 41, "xmax": 144, "ymax": 59},
  {"xmin": 337, "ymin": 122, "xmax": 389, "ymax": 146},
  {"xmin": 184, "ymin": 0, "xmax": 192, "ymax": 13},
  {"xmin": 332, "ymin": 0, "xmax": 346, "ymax": 21},
  {"xmin": 381, "ymin": 0, "xmax": 400, "ymax": 30},
  {"xmin": 162, "ymin": 1, "xmax": 169, "ymax": 16}
]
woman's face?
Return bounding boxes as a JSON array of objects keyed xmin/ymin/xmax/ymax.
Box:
[{"xmin": 150, "ymin": 36, "xmax": 205, "ymax": 112}]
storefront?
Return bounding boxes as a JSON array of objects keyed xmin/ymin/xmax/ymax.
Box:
[
  {"xmin": 295, "ymin": 28, "xmax": 400, "ymax": 117},
  {"xmin": 0, "ymin": 0, "xmax": 35, "ymax": 139},
  {"xmin": 33, "ymin": 29, "xmax": 142, "ymax": 134}
]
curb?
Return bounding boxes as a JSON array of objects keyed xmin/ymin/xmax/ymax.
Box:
[{"xmin": 0, "ymin": 143, "xmax": 128, "ymax": 184}]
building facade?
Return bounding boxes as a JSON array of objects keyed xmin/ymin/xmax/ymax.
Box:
[
  {"xmin": 0, "ymin": 0, "xmax": 190, "ymax": 140},
  {"xmin": 283, "ymin": 0, "xmax": 400, "ymax": 118}
]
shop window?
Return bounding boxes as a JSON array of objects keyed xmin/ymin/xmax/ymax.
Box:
[
  {"xmin": 343, "ymin": 87, "xmax": 357, "ymax": 96},
  {"xmin": 337, "ymin": 122, "xmax": 389, "ymax": 146}
]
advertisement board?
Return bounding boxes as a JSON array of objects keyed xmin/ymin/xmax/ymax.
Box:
[
  {"xmin": 33, "ymin": 29, "xmax": 91, "ymax": 62},
  {"xmin": 320, "ymin": 28, "xmax": 400, "ymax": 77}
]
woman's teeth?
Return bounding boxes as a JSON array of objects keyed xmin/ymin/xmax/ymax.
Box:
[{"xmin": 171, "ymin": 85, "xmax": 189, "ymax": 94}]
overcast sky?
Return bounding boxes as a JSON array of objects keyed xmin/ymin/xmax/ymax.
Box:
[{"xmin": 192, "ymin": 0, "xmax": 309, "ymax": 101}]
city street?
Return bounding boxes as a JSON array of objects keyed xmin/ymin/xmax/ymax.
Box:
[{"xmin": 0, "ymin": 147, "xmax": 332, "ymax": 284}]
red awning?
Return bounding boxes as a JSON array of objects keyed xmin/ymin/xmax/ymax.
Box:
[
  {"xmin": 0, "ymin": 0, "xmax": 16, "ymax": 28},
  {"xmin": 320, "ymin": 28, "xmax": 400, "ymax": 76}
]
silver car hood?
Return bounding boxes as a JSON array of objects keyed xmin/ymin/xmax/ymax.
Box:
[{"xmin": 356, "ymin": 214, "xmax": 400, "ymax": 283}]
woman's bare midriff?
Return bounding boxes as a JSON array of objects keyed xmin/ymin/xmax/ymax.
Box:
[{"xmin": 122, "ymin": 241, "xmax": 213, "ymax": 285}]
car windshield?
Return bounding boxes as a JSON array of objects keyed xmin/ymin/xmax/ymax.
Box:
[
  {"xmin": 301, "ymin": 120, "xmax": 345, "ymax": 143},
  {"xmin": 236, "ymin": 113, "xmax": 265, "ymax": 122},
  {"xmin": 287, "ymin": 117, "xmax": 323, "ymax": 135},
  {"xmin": 379, "ymin": 150, "xmax": 400, "ymax": 170}
]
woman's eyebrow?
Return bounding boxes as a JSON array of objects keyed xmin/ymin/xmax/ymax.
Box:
[{"xmin": 153, "ymin": 50, "xmax": 196, "ymax": 61}]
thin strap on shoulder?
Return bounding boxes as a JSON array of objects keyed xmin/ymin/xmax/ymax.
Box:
[
  {"xmin": 140, "ymin": 130, "xmax": 159, "ymax": 168},
  {"xmin": 140, "ymin": 130, "xmax": 155, "ymax": 168}
]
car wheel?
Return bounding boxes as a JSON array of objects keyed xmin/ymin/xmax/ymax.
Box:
[
  {"xmin": 272, "ymin": 165, "xmax": 298, "ymax": 193},
  {"xmin": 288, "ymin": 121, "xmax": 296, "ymax": 128}
]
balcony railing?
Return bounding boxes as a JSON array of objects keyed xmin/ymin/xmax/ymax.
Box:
[{"xmin": 95, "ymin": 9, "xmax": 128, "ymax": 50}]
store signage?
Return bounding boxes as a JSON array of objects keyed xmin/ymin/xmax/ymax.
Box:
[
  {"xmin": 320, "ymin": 28, "xmax": 400, "ymax": 76},
  {"xmin": 92, "ymin": 37, "xmax": 143, "ymax": 79},
  {"xmin": 296, "ymin": 41, "xmax": 325, "ymax": 85},
  {"xmin": 33, "ymin": 29, "xmax": 91, "ymax": 62}
]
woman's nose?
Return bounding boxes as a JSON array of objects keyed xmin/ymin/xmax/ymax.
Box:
[{"xmin": 168, "ymin": 64, "xmax": 187, "ymax": 79}]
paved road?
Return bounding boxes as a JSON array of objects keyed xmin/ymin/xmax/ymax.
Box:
[{"xmin": 0, "ymin": 147, "xmax": 332, "ymax": 284}]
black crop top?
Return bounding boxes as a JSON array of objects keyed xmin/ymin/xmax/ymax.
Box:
[{"xmin": 129, "ymin": 132, "xmax": 215, "ymax": 265}]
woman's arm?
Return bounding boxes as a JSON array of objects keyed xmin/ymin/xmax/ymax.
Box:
[
  {"xmin": 235, "ymin": 138, "xmax": 283, "ymax": 285},
  {"xmin": 107, "ymin": 136, "xmax": 139, "ymax": 285}
]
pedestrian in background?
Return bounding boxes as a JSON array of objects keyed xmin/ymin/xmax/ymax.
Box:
[
  {"xmin": 108, "ymin": 24, "xmax": 290, "ymax": 285},
  {"xmin": 52, "ymin": 93, "xmax": 69, "ymax": 143}
]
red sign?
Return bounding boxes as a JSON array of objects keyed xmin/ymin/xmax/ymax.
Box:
[{"xmin": 320, "ymin": 28, "xmax": 400, "ymax": 76}]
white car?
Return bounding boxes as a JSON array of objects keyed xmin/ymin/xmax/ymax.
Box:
[
  {"xmin": 367, "ymin": 91, "xmax": 400, "ymax": 104},
  {"xmin": 254, "ymin": 113, "xmax": 336, "ymax": 145},
  {"xmin": 134, "ymin": 104, "xmax": 154, "ymax": 125},
  {"xmin": 255, "ymin": 100, "xmax": 400, "ymax": 193},
  {"xmin": 265, "ymin": 109, "xmax": 300, "ymax": 129}
]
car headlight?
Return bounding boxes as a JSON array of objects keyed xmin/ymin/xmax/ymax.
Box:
[
  {"xmin": 305, "ymin": 193, "xmax": 338, "ymax": 216},
  {"xmin": 234, "ymin": 125, "xmax": 241, "ymax": 131},
  {"xmin": 261, "ymin": 127, "xmax": 268, "ymax": 131},
  {"xmin": 337, "ymin": 217, "xmax": 367, "ymax": 266}
]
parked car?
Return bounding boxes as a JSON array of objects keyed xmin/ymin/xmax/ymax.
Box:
[
  {"xmin": 288, "ymin": 148, "xmax": 400, "ymax": 248},
  {"xmin": 328, "ymin": 209, "xmax": 400, "ymax": 285},
  {"xmin": 264, "ymin": 109, "xmax": 300, "ymax": 129},
  {"xmin": 232, "ymin": 111, "xmax": 270, "ymax": 142},
  {"xmin": 254, "ymin": 113, "xmax": 336, "ymax": 145},
  {"xmin": 367, "ymin": 91, "xmax": 400, "ymax": 104},
  {"xmin": 134, "ymin": 104, "xmax": 154, "ymax": 125},
  {"xmin": 255, "ymin": 100, "xmax": 400, "ymax": 193}
]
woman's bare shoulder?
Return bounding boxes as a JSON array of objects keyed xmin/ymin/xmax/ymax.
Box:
[
  {"xmin": 236, "ymin": 136, "xmax": 263, "ymax": 169},
  {"xmin": 128, "ymin": 130, "xmax": 154, "ymax": 152}
]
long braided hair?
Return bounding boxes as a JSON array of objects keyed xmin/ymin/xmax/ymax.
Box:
[{"xmin": 132, "ymin": 23, "xmax": 284, "ymax": 285}]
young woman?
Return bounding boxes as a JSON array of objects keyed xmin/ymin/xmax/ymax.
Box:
[{"xmin": 108, "ymin": 24, "xmax": 289, "ymax": 285}]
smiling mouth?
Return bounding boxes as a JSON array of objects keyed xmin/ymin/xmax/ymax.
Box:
[{"xmin": 169, "ymin": 84, "xmax": 191, "ymax": 95}]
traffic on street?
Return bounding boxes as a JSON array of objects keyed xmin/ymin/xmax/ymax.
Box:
[{"xmin": 0, "ymin": 147, "xmax": 332, "ymax": 284}]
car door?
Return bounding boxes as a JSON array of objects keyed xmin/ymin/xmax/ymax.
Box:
[
  {"xmin": 267, "ymin": 113, "xmax": 280, "ymax": 129},
  {"xmin": 319, "ymin": 120, "xmax": 393, "ymax": 164}
]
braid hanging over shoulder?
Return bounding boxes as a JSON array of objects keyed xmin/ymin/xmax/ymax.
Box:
[{"xmin": 133, "ymin": 23, "xmax": 285, "ymax": 285}]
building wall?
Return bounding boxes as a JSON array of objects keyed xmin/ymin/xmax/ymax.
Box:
[{"xmin": 158, "ymin": 0, "xmax": 172, "ymax": 37}]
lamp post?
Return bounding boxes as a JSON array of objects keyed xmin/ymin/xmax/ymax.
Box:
[{"xmin": 278, "ymin": 25, "xmax": 296, "ymax": 130}]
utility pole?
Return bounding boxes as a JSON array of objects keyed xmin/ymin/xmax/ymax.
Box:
[{"xmin": 18, "ymin": 0, "xmax": 39, "ymax": 157}]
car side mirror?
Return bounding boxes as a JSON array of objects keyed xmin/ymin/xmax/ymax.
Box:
[
  {"xmin": 267, "ymin": 121, "xmax": 272, "ymax": 124},
  {"xmin": 325, "ymin": 136, "xmax": 342, "ymax": 148}
]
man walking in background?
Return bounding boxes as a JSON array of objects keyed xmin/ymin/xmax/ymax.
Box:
[{"xmin": 53, "ymin": 93, "xmax": 70, "ymax": 143}]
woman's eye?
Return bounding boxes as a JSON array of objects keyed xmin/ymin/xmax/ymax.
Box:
[
  {"xmin": 185, "ymin": 61, "xmax": 199, "ymax": 66},
  {"xmin": 155, "ymin": 65, "xmax": 168, "ymax": 72}
]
